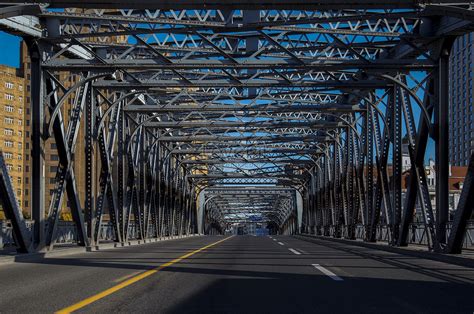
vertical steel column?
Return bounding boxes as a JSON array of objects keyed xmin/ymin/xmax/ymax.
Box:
[
  {"xmin": 28, "ymin": 41, "xmax": 45, "ymax": 251},
  {"xmin": 323, "ymin": 153, "xmax": 330, "ymax": 235},
  {"xmin": 347, "ymin": 123, "xmax": 356, "ymax": 239},
  {"xmin": 310, "ymin": 172, "xmax": 316, "ymax": 234},
  {"xmin": 340, "ymin": 136, "xmax": 349, "ymax": 237},
  {"xmin": 117, "ymin": 104, "xmax": 125, "ymax": 242},
  {"xmin": 366, "ymin": 106, "xmax": 375, "ymax": 241},
  {"xmin": 435, "ymin": 46, "xmax": 450, "ymax": 246},
  {"xmin": 392, "ymin": 87, "xmax": 402, "ymax": 243},
  {"xmin": 138, "ymin": 125, "xmax": 146, "ymax": 238},
  {"xmin": 316, "ymin": 169, "xmax": 323, "ymax": 235},
  {"xmin": 84, "ymin": 86, "xmax": 96, "ymax": 246},
  {"xmin": 332, "ymin": 144, "xmax": 339, "ymax": 237},
  {"xmin": 157, "ymin": 142, "xmax": 164, "ymax": 237},
  {"xmin": 357, "ymin": 111, "xmax": 367, "ymax": 231}
]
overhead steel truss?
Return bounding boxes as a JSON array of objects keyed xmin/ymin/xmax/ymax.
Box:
[
  {"xmin": 0, "ymin": 1, "xmax": 474, "ymax": 253},
  {"xmin": 203, "ymin": 188, "xmax": 297, "ymax": 234}
]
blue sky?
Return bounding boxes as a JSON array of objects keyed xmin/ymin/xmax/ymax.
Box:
[{"xmin": 0, "ymin": 31, "xmax": 21, "ymax": 68}]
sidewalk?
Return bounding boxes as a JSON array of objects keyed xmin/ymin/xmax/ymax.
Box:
[
  {"xmin": 295, "ymin": 234, "xmax": 474, "ymax": 268},
  {"xmin": 0, "ymin": 234, "xmax": 202, "ymax": 265}
]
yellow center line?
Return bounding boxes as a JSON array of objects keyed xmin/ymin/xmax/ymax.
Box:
[
  {"xmin": 112, "ymin": 271, "xmax": 144, "ymax": 283},
  {"xmin": 56, "ymin": 236, "xmax": 234, "ymax": 314}
]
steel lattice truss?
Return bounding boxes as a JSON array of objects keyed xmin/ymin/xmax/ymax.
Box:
[
  {"xmin": 204, "ymin": 188, "xmax": 297, "ymax": 233},
  {"xmin": 0, "ymin": 1, "xmax": 474, "ymax": 253}
]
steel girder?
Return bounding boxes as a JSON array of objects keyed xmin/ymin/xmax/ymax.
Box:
[
  {"xmin": 2, "ymin": 1, "xmax": 467, "ymax": 10},
  {"xmin": 0, "ymin": 1, "xmax": 450, "ymax": 10},
  {"xmin": 0, "ymin": 2, "xmax": 473, "ymax": 252}
]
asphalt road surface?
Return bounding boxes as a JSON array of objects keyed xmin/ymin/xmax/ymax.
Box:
[{"xmin": 0, "ymin": 235, "xmax": 473, "ymax": 313}]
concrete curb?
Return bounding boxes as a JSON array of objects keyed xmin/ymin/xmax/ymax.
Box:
[
  {"xmin": 294, "ymin": 234, "xmax": 474, "ymax": 268},
  {"xmin": 86, "ymin": 234, "xmax": 201, "ymax": 252},
  {"xmin": 0, "ymin": 234, "xmax": 202, "ymax": 265}
]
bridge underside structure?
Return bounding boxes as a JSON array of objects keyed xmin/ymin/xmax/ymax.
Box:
[{"xmin": 0, "ymin": 1, "xmax": 473, "ymax": 254}]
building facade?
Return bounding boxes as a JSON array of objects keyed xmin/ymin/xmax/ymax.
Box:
[
  {"xmin": 0, "ymin": 64, "xmax": 26, "ymax": 214},
  {"xmin": 449, "ymin": 33, "xmax": 474, "ymax": 166}
]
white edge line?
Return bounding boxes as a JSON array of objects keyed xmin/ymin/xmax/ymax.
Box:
[
  {"xmin": 312, "ymin": 264, "xmax": 343, "ymax": 281},
  {"xmin": 288, "ymin": 248, "xmax": 301, "ymax": 255}
]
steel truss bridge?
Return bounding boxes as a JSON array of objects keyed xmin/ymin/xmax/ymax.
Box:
[{"xmin": 0, "ymin": 0, "xmax": 473, "ymax": 254}]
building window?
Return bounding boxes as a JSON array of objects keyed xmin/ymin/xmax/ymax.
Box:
[
  {"xmin": 5, "ymin": 94, "xmax": 14, "ymax": 101},
  {"xmin": 17, "ymin": 154, "xmax": 22, "ymax": 160},
  {"xmin": 3, "ymin": 152, "xmax": 13, "ymax": 159},
  {"xmin": 50, "ymin": 166, "xmax": 58, "ymax": 172},
  {"xmin": 17, "ymin": 177, "xmax": 21, "ymax": 184},
  {"xmin": 4, "ymin": 140, "xmax": 13, "ymax": 148},
  {"xmin": 4, "ymin": 128, "xmax": 13, "ymax": 136},
  {"xmin": 17, "ymin": 165, "xmax": 21, "ymax": 172},
  {"xmin": 18, "ymin": 131, "xmax": 22, "ymax": 137},
  {"xmin": 18, "ymin": 143, "xmax": 22, "ymax": 149},
  {"xmin": 4, "ymin": 117, "xmax": 13, "ymax": 124},
  {"xmin": 51, "ymin": 155, "xmax": 59, "ymax": 161},
  {"xmin": 18, "ymin": 108, "xmax": 22, "ymax": 114},
  {"xmin": 18, "ymin": 119, "xmax": 22, "ymax": 126},
  {"xmin": 5, "ymin": 82, "xmax": 14, "ymax": 89},
  {"xmin": 6, "ymin": 164, "xmax": 13, "ymax": 171},
  {"xmin": 19, "ymin": 85, "xmax": 23, "ymax": 91},
  {"xmin": 4, "ymin": 105, "xmax": 14, "ymax": 112}
]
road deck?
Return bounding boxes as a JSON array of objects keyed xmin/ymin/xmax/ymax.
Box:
[{"xmin": 0, "ymin": 235, "xmax": 473, "ymax": 313}]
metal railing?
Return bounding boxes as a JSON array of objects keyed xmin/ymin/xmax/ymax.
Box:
[
  {"xmin": 0, "ymin": 220, "xmax": 160, "ymax": 248},
  {"xmin": 306, "ymin": 221, "xmax": 474, "ymax": 251}
]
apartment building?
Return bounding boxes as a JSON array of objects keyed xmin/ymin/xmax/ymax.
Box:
[
  {"xmin": 0, "ymin": 64, "xmax": 26, "ymax": 213},
  {"xmin": 449, "ymin": 33, "xmax": 474, "ymax": 166}
]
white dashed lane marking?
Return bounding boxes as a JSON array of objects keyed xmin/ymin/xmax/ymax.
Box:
[
  {"xmin": 312, "ymin": 264, "xmax": 343, "ymax": 281},
  {"xmin": 288, "ymin": 248, "xmax": 301, "ymax": 255}
]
